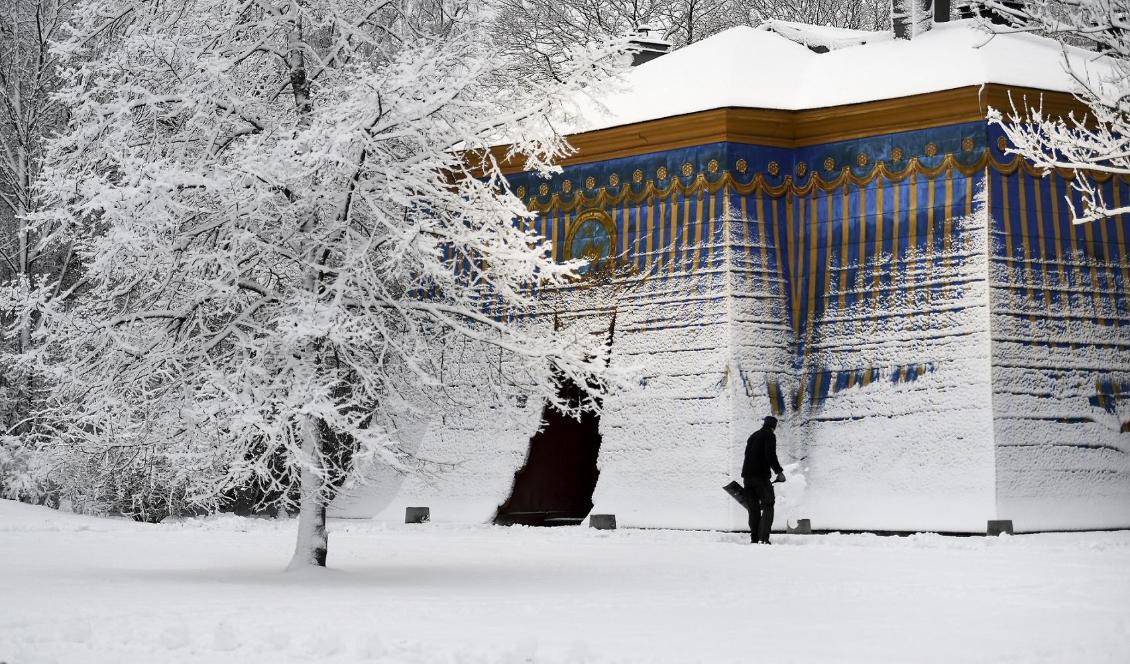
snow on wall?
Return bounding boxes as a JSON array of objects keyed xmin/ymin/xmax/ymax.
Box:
[
  {"xmin": 330, "ymin": 335, "xmax": 548, "ymax": 523},
  {"xmin": 593, "ymin": 266, "xmax": 737, "ymax": 529},
  {"xmin": 986, "ymin": 149, "xmax": 1130, "ymax": 531},
  {"xmin": 795, "ymin": 203, "xmax": 996, "ymax": 531},
  {"xmin": 726, "ymin": 128, "xmax": 999, "ymax": 532},
  {"xmin": 341, "ymin": 127, "xmax": 1130, "ymax": 532}
]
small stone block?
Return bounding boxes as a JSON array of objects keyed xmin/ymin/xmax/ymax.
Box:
[
  {"xmin": 589, "ymin": 514, "xmax": 617, "ymax": 530},
  {"xmin": 987, "ymin": 519, "xmax": 1013, "ymax": 536},
  {"xmin": 405, "ymin": 507, "xmax": 430, "ymax": 524},
  {"xmin": 788, "ymin": 518, "xmax": 812, "ymax": 535}
]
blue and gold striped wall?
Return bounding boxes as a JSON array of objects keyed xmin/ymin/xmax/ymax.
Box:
[{"xmin": 505, "ymin": 121, "xmax": 1130, "ymax": 414}]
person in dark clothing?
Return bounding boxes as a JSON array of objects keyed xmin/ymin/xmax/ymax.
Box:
[{"xmin": 742, "ymin": 415, "xmax": 785, "ymax": 544}]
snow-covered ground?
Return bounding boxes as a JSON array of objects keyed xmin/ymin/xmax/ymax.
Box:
[{"xmin": 2, "ymin": 501, "xmax": 1128, "ymax": 664}]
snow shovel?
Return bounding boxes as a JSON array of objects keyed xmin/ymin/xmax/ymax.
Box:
[
  {"xmin": 723, "ymin": 481, "xmax": 749, "ymax": 510},
  {"xmin": 724, "ymin": 474, "xmax": 787, "ymax": 510}
]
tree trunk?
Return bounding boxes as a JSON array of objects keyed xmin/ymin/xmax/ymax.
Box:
[
  {"xmin": 280, "ymin": 5, "xmax": 329, "ymax": 571},
  {"xmin": 287, "ymin": 414, "xmax": 329, "ymax": 569}
]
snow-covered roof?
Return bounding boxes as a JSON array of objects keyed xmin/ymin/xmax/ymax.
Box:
[
  {"xmin": 570, "ymin": 19, "xmax": 1111, "ymax": 133},
  {"xmin": 756, "ymin": 20, "xmax": 891, "ymax": 52}
]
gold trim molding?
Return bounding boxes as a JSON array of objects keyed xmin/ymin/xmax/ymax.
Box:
[
  {"xmin": 525, "ymin": 151, "xmax": 1128, "ymax": 215},
  {"xmin": 484, "ymin": 85, "xmax": 1086, "ymax": 176}
]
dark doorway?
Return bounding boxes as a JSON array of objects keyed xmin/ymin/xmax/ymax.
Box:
[{"xmin": 494, "ymin": 379, "xmax": 602, "ymax": 526}]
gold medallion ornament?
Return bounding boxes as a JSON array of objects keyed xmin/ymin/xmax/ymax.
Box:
[
  {"xmin": 997, "ymin": 136, "xmax": 1008, "ymax": 152},
  {"xmin": 538, "ymin": 183, "xmax": 549, "ymax": 196},
  {"xmin": 657, "ymin": 166, "xmax": 668, "ymax": 180},
  {"xmin": 890, "ymin": 147, "xmax": 904, "ymax": 162},
  {"xmin": 562, "ymin": 179, "xmax": 573, "ymax": 193},
  {"xmin": 924, "ymin": 142, "xmax": 938, "ymax": 157},
  {"xmin": 767, "ymin": 161, "xmax": 779, "ymax": 176},
  {"xmin": 736, "ymin": 158, "xmax": 749, "ymax": 174},
  {"xmin": 609, "ymin": 173, "xmax": 620, "ymax": 187},
  {"xmin": 823, "ymin": 157, "xmax": 835, "ymax": 172},
  {"xmin": 682, "ymin": 162, "xmax": 694, "ymax": 177},
  {"xmin": 566, "ymin": 209, "xmax": 617, "ymax": 271},
  {"xmin": 516, "ymin": 186, "xmax": 526, "ymax": 199},
  {"xmin": 962, "ymin": 136, "xmax": 974, "ymax": 152},
  {"xmin": 707, "ymin": 159, "xmax": 719, "ymax": 174},
  {"xmin": 856, "ymin": 152, "xmax": 868, "ymax": 168},
  {"xmin": 633, "ymin": 169, "xmax": 643, "ymax": 184},
  {"xmin": 796, "ymin": 162, "xmax": 807, "ymax": 177},
  {"xmin": 585, "ymin": 176, "xmax": 596, "ymax": 190}
]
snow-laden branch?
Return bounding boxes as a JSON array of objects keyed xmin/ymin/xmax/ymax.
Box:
[
  {"xmin": 11, "ymin": 0, "xmax": 630, "ymax": 557},
  {"xmin": 979, "ymin": 0, "xmax": 1130, "ymax": 224}
]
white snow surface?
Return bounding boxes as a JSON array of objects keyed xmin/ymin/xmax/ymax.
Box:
[
  {"xmin": 569, "ymin": 20, "xmax": 1112, "ymax": 133},
  {"xmin": 3, "ymin": 501, "xmax": 1130, "ymax": 664},
  {"xmin": 757, "ymin": 20, "xmax": 892, "ymax": 51}
]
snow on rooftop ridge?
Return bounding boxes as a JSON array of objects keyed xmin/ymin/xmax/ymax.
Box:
[
  {"xmin": 562, "ymin": 19, "xmax": 1112, "ymax": 136},
  {"xmin": 757, "ymin": 19, "xmax": 892, "ymax": 52}
]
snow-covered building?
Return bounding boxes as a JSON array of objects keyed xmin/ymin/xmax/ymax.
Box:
[{"xmin": 337, "ymin": 19, "xmax": 1130, "ymax": 534}]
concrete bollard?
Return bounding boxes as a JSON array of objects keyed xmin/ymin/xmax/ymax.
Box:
[
  {"xmin": 405, "ymin": 507, "xmax": 430, "ymax": 524},
  {"xmin": 589, "ymin": 514, "xmax": 617, "ymax": 530},
  {"xmin": 787, "ymin": 518, "xmax": 812, "ymax": 535},
  {"xmin": 987, "ymin": 519, "xmax": 1013, "ymax": 536}
]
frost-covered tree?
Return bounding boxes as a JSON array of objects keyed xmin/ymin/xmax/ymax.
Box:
[
  {"xmin": 0, "ymin": 0, "xmax": 77, "ymax": 500},
  {"xmin": 20, "ymin": 0, "xmax": 623, "ymax": 567},
  {"xmin": 744, "ymin": 0, "xmax": 889, "ymax": 32},
  {"xmin": 493, "ymin": 0, "xmax": 890, "ymax": 81},
  {"xmin": 491, "ymin": 0, "xmax": 687, "ymax": 81},
  {"xmin": 979, "ymin": 0, "xmax": 1130, "ymax": 223}
]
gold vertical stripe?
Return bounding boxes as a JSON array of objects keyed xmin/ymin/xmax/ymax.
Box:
[
  {"xmin": 1000, "ymin": 175, "xmax": 1016, "ymax": 315},
  {"xmin": 965, "ymin": 175, "xmax": 972, "ymax": 219},
  {"xmin": 1049, "ymin": 175, "xmax": 1066, "ymax": 320},
  {"xmin": 1112, "ymin": 184, "xmax": 1130, "ymax": 327},
  {"xmin": 925, "ymin": 172, "xmax": 936, "ymax": 304},
  {"xmin": 872, "ymin": 183, "xmax": 884, "ymax": 313},
  {"xmin": 740, "ymin": 194, "xmax": 752, "ymax": 284},
  {"xmin": 824, "ymin": 188, "xmax": 834, "ymax": 316},
  {"xmin": 1033, "ymin": 172, "xmax": 1051, "ymax": 311},
  {"xmin": 698, "ymin": 190, "xmax": 708, "ymax": 271},
  {"xmin": 839, "ymin": 184, "xmax": 850, "ymax": 318},
  {"xmin": 806, "ymin": 188, "xmax": 819, "ymax": 354},
  {"xmin": 542, "ymin": 212, "xmax": 550, "ymax": 257},
  {"xmin": 907, "ymin": 172, "xmax": 918, "ymax": 289},
  {"xmin": 757, "ymin": 190, "xmax": 769, "ymax": 291},
  {"xmin": 720, "ymin": 189, "xmax": 730, "ymax": 279},
  {"xmin": 565, "ymin": 209, "xmax": 573, "ymax": 245},
  {"xmin": 1097, "ymin": 199, "xmax": 1113, "ymax": 324},
  {"xmin": 621, "ymin": 199, "xmax": 630, "ymax": 259},
  {"xmin": 551, "ymin": 212, "xmax": 560, "ymax": 264},
  {"xmin": 633, "ymin": 204, "xmax": 642, "ymax": 270},
  {"xmin": 1097, "ymin": 197, "xmax": 1111, "ymax": 263},
  {"xmin": 892, "ymin": 177, "xmax": 902, "ymax": 299},
  {"xmin": 856, "ymin": 186, "xmax": 868, "ymax": 337},
  {"xmin": 665, "ymin": 194, "xmax": 677, "ymax": 273},
  {"xmin": 646, "ymin": 198, "xmax": 656, "ymax": 271},
  {"xmin": 681, "ymin": 195, "xmax": 691, "ymax": 273},
  {"xmin": 771, "ymin": 197, "xmax": 783, "ymax": 303},
  {"xmin": 1082, "ymin": 206, "xmax": 1102, "ymax": 325},
  {"xmin": 1065, "ymin": 182, "xmax": 1087, "ymax": 334},
  {"xmin": 786, "ymin": 195, "xmax": 799, "ymax": 333},
  {"xmin": 935, "ymin": 169, "xmax": 953, "ymax": 300},
  {"xmin": 1018, "ymin": 170, "xmax": 1036, "ymax": 321}
]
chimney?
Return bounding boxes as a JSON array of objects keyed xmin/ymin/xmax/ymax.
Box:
[
  {"xmin": 892, "ymin": 0, "xmax": 950, "ymax": 39},
  {"xmin": 628, "ymin": 25, "xmax": 671, "ymax": 66}
]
